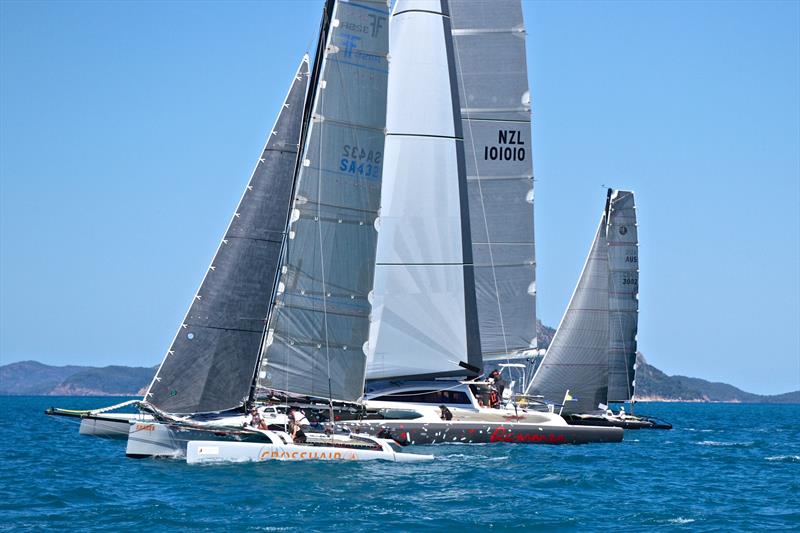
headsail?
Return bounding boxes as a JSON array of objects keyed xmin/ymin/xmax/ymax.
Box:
[
  {"xmin": 365, "ymin": 0, "xmax": 482, "ymax": 381},
  {"xmin": 145, "ymin": 57, "xmax": 310, "ymax": 414},
  {"xmin": 449, "ymin": 0, "xmax": 537, "ymax": 361},
  {"xmin": 526, "ymin": 191, "xmax": 612, "ymax": 414},
  {"xmin": 606, "ymin": 190, "xmax": 638, "ymax": 403},
  {"xmin": 255, "ymin": 0, "xmax": 390, "ymax": 403}
]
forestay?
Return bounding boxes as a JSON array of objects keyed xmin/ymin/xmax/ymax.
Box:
[
  {"xmin": 527, "ymin": 192, "xmax": 612, "ymax": 415},
  {"xmin": 449, "ymin": 0, "xmax": 537, "ymax": 360},
  {"xmin": 146, "ymin": 58, "xmax": 309, "ymax": 414},
  {"xmin": 606, "ymin": 190, "xmax": 638, "ymax": 403},
  {"xmin": 366, "ymin": 0, "xmax": 482, "ymax": 381},
  {"xmin": 256, "ymin": 0, "xmax": 390, "ymax": 403}
]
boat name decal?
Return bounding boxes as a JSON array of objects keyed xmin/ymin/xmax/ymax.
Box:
[{"xmin": 258, "ymin": 449, "xmax": 360, "ymax": 461}]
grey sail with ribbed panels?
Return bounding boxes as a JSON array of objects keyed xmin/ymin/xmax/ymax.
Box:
[
  {"xmin": 365, "ymin": 0, "xmax": 482, "ymax": 381},
  {"xmin": 256, "ymin": 0, "xmax": 389, "ymax": 403},
  {"xmin": 606, "ymin": 190, "xmax": 638, "ymax": 403},
  {"xmin": 526, "ymin": 193, "xmax": 611, "ymax": 414},
  {"xmin": 448, "ymin": 0, "xmax": 537, "ymax": 361},
  {"xmin": 145, "ymin": 57, "xmax": 309, "ymax": 414}
]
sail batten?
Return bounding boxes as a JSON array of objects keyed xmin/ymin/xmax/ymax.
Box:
[{"xmin": 145, "ymin": 56, "xmax": 310, "ymax": 414}]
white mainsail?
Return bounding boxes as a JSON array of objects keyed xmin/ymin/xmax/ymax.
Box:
[{"xmin": 366, "ymin": 0, "xmax": 482, "ymax": 380}]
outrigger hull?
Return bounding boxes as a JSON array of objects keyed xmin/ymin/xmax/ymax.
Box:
[
  {"xmin": 344, "ymin": 420, "xmax": 624, "ymax": 445},
  {"xmin": 125, "ymin": 421, "xmax": 262, "ymax": 458},
  {"xmin": 79, "ymin": 413, "xmax": 149, "ymax": 440},
  {"xmin": 564, "ymin": 414, "xmax": 672, "ymax": 430}
]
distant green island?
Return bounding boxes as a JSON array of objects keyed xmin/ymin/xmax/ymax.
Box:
[{"xmin": 1, "ymin": 355, "xmax": 796, "ymax": 403}]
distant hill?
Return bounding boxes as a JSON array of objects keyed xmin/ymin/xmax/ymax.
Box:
[
  {"xmin": 634, "ymin": 354, "xmax": 799, "ymax": 404},
  {"xmin": 1, "ymin": 350, "xmax": 797, "ymax": 403},
  {"xmin": 0, "ymin": 360, "xmax": 155, "ymax": 396}
]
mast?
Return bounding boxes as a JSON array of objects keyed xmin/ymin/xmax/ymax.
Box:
[
  {"xmin": 145, "ymin": 56, "xmax": 310, "ymax": 414},
  {"xmin": 448, "ymin": 0, "xmax": 537, "ymax": 363},
  {"xmin": 365, "ymin": 0, "xmax": 482, "ymax": 381},
  {"xmin": 525, "ymin": 190, "xmax": 612, "ymax": 414},
  {"xmin": 255, "ymin": 0, "xmax": 390, "ymax": 404}
]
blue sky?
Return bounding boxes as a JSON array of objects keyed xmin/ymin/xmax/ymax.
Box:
[{"xmin": 1, "ymin": 0, "xmax": 798, "ymax": 395}]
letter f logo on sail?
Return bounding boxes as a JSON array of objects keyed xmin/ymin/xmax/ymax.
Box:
[{"xmin": 341, "ymin": 34, "xmax": 361, "ymax": 58}]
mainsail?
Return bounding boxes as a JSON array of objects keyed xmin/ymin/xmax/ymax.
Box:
[
  {"xmin": 365, "ymin": 0, "xmax": 482, "ymax": 381},
  {"xmin": 255, "ymin": 0, "xmax": 390, "ymax": 403},
  {"xmin": 145, "ymin": 57, "xmax": 310, "ymax": 414},
  {"xmin": 606, "ymin": 190, "xmax": 639, "ymax": 403},
  {"xmin": 526, "ymin": 189, "xmax": 639, "ymax": 414},
  {"xmin": 449, "ymin": 0, "xmax": 537, "ymax": 361}
]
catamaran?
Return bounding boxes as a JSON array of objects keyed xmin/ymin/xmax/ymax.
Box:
[
  {"xmin": 336, "ymin": 0, "xmax": 621, "ymax": 444},
  {"xmin": 525, "ymin": 189, "xmax": 671, "ymax": 430}
]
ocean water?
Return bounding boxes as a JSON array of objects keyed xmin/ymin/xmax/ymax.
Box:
[{"xmin": 1, "ymin": 398, "xmax": 798, "ymax": 531}]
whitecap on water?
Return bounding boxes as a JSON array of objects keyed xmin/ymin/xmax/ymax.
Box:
[
  {"xmin": 667, "ymin": 517, "xmax": 695, "ymax": 525},
  {"xmin": 765, "ymin": 455, "xmax": 800, "ymax": 463},
  {"xmin": 697, "ymin": 440, "xmax": 753, "ymax": 447}
]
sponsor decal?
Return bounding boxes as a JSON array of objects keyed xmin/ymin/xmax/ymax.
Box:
[{"xmin": 134, "ymin": 424, "xmax": 155, "ymax": 432}]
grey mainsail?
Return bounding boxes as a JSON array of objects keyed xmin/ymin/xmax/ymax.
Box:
[
  {"xmin": 256, "ymin": 0, "xmax": 389, "ymax": 403},
  {"xmin": 145, "ymin": 57, "xmax": 310, "ymax": 414},
  {"xmin": 526, "ymin": 192, "xmax": 612, "ymax": 414},
  {"xmin": 449, "ymin": 0, "xmax": 537, "ymax": 361},
  {"xmin": 606, "ymin": 190, "xmax": 638, "ymax": 403},
  {"xmin": 365, "ymin": 0, "xmax": 482, "ymax": 381}
]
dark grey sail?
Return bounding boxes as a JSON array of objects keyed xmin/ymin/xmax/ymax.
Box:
[
  {"xmin": 448, "ymin": 0, "xmax": 537, "ymax": 361},
  {"xmin": 145, "ymin": 57, "xmax": 309, "ymax": 414},
  {"xmin": 606, "ymin": 190, "xmax": 638, "ymax": 403},
  {"xmin": 526, "ymin": 193, "xmax": 611, "ymax": 414},
  {"xmin": 256, "ymin": 0, "xmax": 389, "ymax": 403}
]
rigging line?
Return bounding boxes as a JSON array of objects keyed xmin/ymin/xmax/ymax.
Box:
[{"xmin": 451, "ymin": 22, "xmax": 510, "ymax": 361}]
